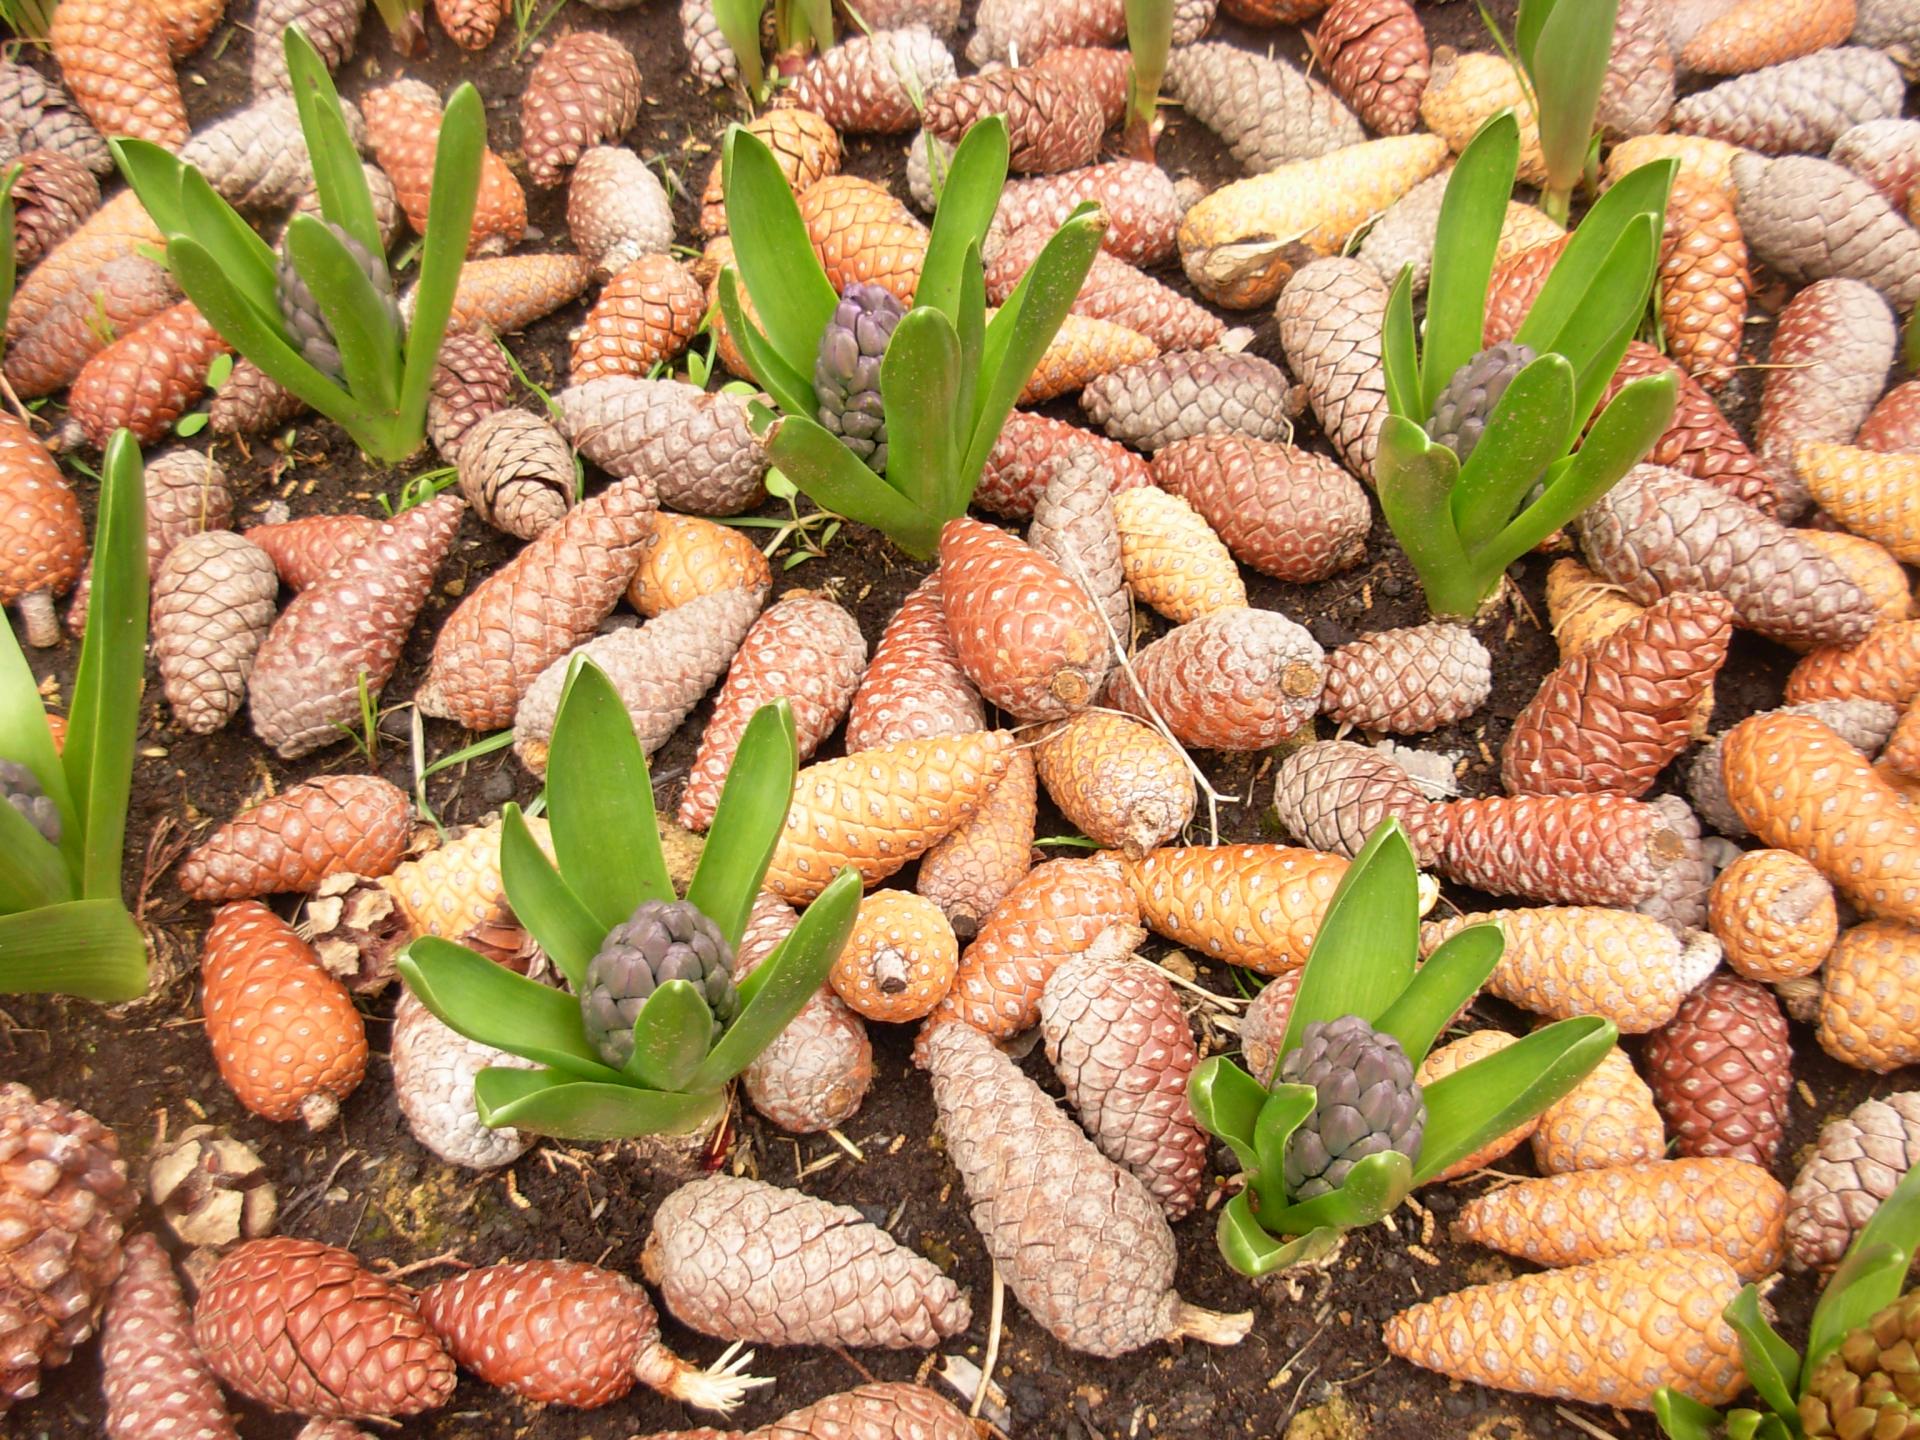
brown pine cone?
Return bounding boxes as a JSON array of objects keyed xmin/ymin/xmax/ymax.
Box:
[
  {"xmin": 1027, "ymin": 445, "xmax": 1128, "ymax": 643},
  {"xmin": 1756, "ymin": 278, "xmax": 1897, "ymax": 520},
  {"xmin": 1426, "ymin": 793, "xmax": 1688, "ymax": 908},
  {"xmin": 985, "ymin": 224, "xmax": 1224, "ymax": 353},
  {"xmin": 249, "ymin": 0, "xmax": 362, "ymax": 92},
  {"xmin": 1787, "ymin": 1091, "xmax": 1920, "ymax": 1270},
  {"xmin": 1275, "ymin": 256, "xmax": 1392, "ymax": 483},
  {"xmin": 456, "ymin": 409, "xmax": 573, "ymax": 539},
  {"xmin": 642, "ymin": 1175, "xmax": 967, "ymax": 1348},
  {"xmin": 68, "ymin": 448, "xmax": 232, "ymax": 636},
  {"xmin": 208, "ymin": 359, "xmax": 306, "ymax": 437},
  {"xmin": 10, "ymin": 149, "xmax": 97, "ymax": 268},
  {"xmin": 1164, "ymin": 40, "xmax": 1364, "ymax": 171},
  {"xmin": 917, "ymin": 743, "xmax": 1038, "ymax": 937},
  {"xmin": 1859, "ymin": 380, "xmax": 1920, "ymax": 455},
  {"xmin": 1031, "ymin": 47, "xmax": 1132, "ymax": 130},
  {"xmin": 415, "ymin": 477, "xmax": 656, "ymax": 730},
  {"xmin": 1643, "ymin": 972, "xmax": 1792, "ymax": 1168},
  {"xmin": 1676, "ymin": 47, "xmax": 1903, "ymax": 153},
  {"xmin": 101, "ymin": 1234, "xmax": 238, "ymax": 1439},
  {"xmin": 433, "ymin": 0, "xmax": 509, "ymax": 48},
  {"xmin": 634, "ymin": 1383, "xmax": 975, "ymax": 1440},
  {"xmin": 1321, "ymin": 623, "xmax": 1492, "ymax": 736},
  {"xmin": 923, "ymin": 68, "xmax": 1103, "ymax": 175},
  {"xmin": 1272, "ymin": 740, "xmax": 1436, "ymax": 861},
  {"xmin": 247, "ymin": 496, "xmax": 464, "ymax": 758},
  {"xmin": 363, "ymin": 81, "xmax": 525, "ymax": 257},
  {"xmin": 522, "ymin": 31, "xmax": 641, "ymax": 188},
  {"xmin": 569, "ymin": 254, "xmax": 704, "ymax": 382},
  {"xmin": 975, "ymin": 410, "xmax": 1152, "ymax": 520},
  {"xmin": 50, "ymin": 0, "xmax": 188, "ymax": 150},
  {"xmin": 571, "ymin": 146, "xmax": 674, "ymax": 278},
  {"xmin": 194, "ymin": 1238, "xmax": 453, "ymax": 1420},
  {"xmin": 556, "ymin": 376, "xmax": 768, "ymax": 515},
  {"xmin": 5, "ymin": 253, "xmax": 176, "ymax": 400},
  {"xmin": 679, "ymin": 592, "xmax": 866, "ymax": 829},
  {"xmin": 0, "ymin": 1085, "xmax": 134, "ymax": 1412},
  {"xmin": 1598, "ymin": 0, "xmax": 1674, "ymax": 138},
  {"xmin": 426, "ymin": 328, "xmax": 513, "ymax": 463},
  {"xmin": 1659, "ymin": 178, "xmax": 1749, "ymax": 392},
  {"xmin": 179, "ymin": 776, "xmax": 412, "ymax": 901},
  {"xmin": 1080, "ymin": 351, "xmax": 1299, "ymax": 452},
  {"xmin": 1108, "ymin": 606, "xmax": 1325, "ymax": 750},
  {"xmin": 733, "ymin": 892, "xmax": 873, "ymax": 1134},
  {"xmin": 1501, "ymin": 593, "xmax": 1734, "ymax": 797},
  {"xmin": 1601, "ymin": 343, "xmax": 1776, "ymax": 514},
  {"xmin": 1310, "ymin": 0, "xmax": 1430, "ymax": 137},
  {"xmin": 151, "ymin": 532, "xmax": 277, "ymax": 735},
  {"xmin": 968, "ymin": 0, "xmax": 1124, "ymax": 63},
  {"xmin": 993, "ymin": 160, "xmax": 1184, "ymax": 267},
  {"xmin": 787, "ymin": 25, "xmax": 957, "ymax": 135},
  {"xmin": 418, "ymin": 1259, "xmax": 763, "ymax": 1411},
  {"xmin": 1039, "ymin": 937, "xmax": 1207, "ymax": 1218},
  {"xmin": 1482, "ymin": 236, "xmax": 1568, "ymax": 344},
  {"xmin": 1153, "ymin": 435, "xmax": 1369, "ymax": 584},
  {"xmin": 1831, "ymin": 118, "xmax": 1920, "ymax": 213},
  {"xmin": 7, "ymin": 190, "xmax": 161, "ymax": 349},
  {"xmin": 242, "ymin": 513, "xmax": 380, "ymax": 591},
  {"xmin": 0, "ymin": 411, "xmax": 84, "ymax": 648},
  {"xmin": 429, "ymin": 253, "xmax": 594, "ymax": 334},
  {"xmin": 0, "ymin": 59, "xmax": 110, "ymax": 173},
  {"xmin": 62, "ymin": 299, "xmax": 228, "ymax": 448},
  {"xmin": 698, "ymin": 108, "xmax": 839, "ymax": 237},
  {"xmin": 179, "ymin": 94, "xmax": 363, "ymax": 215},
  {"xmin": 844, "ymin": 573, "xmax": 984, "ymax": 752}
]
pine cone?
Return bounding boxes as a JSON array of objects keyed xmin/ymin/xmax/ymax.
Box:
[
  {"xmin": 1040, "ymin": 938, "xmax": 1207, "ymax": 1218},
  {"xmin": 179, "ymin": 776, "xmax": 412, "ymax": 901},
  {"xmin": 1788, "ymin": 621, "xmax": 1920, "ymax": 706},
  {"xmin": 1481, "ymin": 240, "xmax": 1566, "ymax": 345},
  {"xmin": 1532, "ymin": 1045, "xmax": 1666, "ymax": 1174},
  {"xmin": 625, "ymin": 514, "xmax": 769, "ymax": 619},
  {"xmin": 1164, "ymin": 41, "xmax": 1363, "ymax": 172},
  {"xmin": 1108, "ymin": 606, "xmax": 1325, "ymax": 751},
  {"xmin": 1601, "ymin": 343, "xmax": 1777, "ymax": 513},
  {"xmin": 846, "ymin": 570, "xmax": 992, "ymax": 773},
  {"xmin": 787, "ymin": 25, "xmax": 956, "ymax": 134},
  {"xmin": 916, "ymin": 1020, "xmax": 1248, "ymax": 1357},
  {"xmin": 968, "ymin": 0, "xmax": 1122, "ymax": 62},
  {"xmin": 1757, "ymin": 278, "xmax": 1896, "ymax": 517},
  {"xmin": 985, "ymin": 224, "xmax": 1224, "ymax": 352},
  {"xmin": 1271, "ymin": 741, "xmax": 1434, "ymax": 861},
  {"xmin": 636, "ymin": 1383, "xmax": 976, "ymax": 1439},
  {"xmin": 1690, "ymin": 699, "xmax": 1898, "ymax": 837},
  {"xmin": 50, "ymin": 0, "xmax": 188, "ymax": 149},
  {"xmin": 830, "ymin": 890, "xmax": 959, "ymax": 1023},
  {"xmin": 1112, "ymin": 485, "xmax": 1245, "ymax": 624},
  {"xmin": 1276, "ymin": 256, "xmax": 1393, "ymax": 482},
  {"xmin": 5, "ymin": 253, "xmax": 176, "ymax": 401},
  {"xmin": 1644, "ymin": 972, "xmax": 1793, "ymax": 1167},
  {"xmin": 513, "ymin": 587, "xmax": 760, "ymax": 773},
  {"xmin": 993, "ymin": 160, "xmax": 1184, "ymax": 267},
  {"xmin": 1310, "ymin": 0, "xmax": 1430, "ymax": 136},
  {"xmin": 1030, "ymin": 46, "xmax": 1131, "ymax": 130},
  {"xmin": 7, "ymin": 189, "xmax": 160, "ymax": 349},
  {"xmin": 1425, "ymin": 792, "xmax": 1688, "ymax": 908},
  {"xmin": 742, "ymin": 979, "xmax": 872, "ymax": 1132},
  {"xmin": 247, "ymin": 496, "xmax": 464, "ymax": 759},
  {"xmin": 1322, "ymin": 623, "xmax": 1493, "ymax": 735},
  {"xmin": 642, "ymin": 1175, "xmax": 968, "ymax": 1348},
  {"xmin": 426, "ymin": 328, "xmax": 513, "ymax": 464},
  {"xmin": 0, "ymin": 412, "xmax": 83, "ymax": 647},
  {"xmin": 242, "ymin": 513, "xmax": 380, "ymax": 591},
  {"xmin": 427, "ymin": 254, "xmax": 593, "ymax": 337},
  {"xmin": 1795, "ymin": 443, "xmax": 1920, "ymax": 562},
  {"xmin": 101, "ymin": 1233, "xmax": 238, "ymax": 1439},
  {"xmin": 1079, "ymin": 351, "xmax": 1298, "ymax": 452},
  {"xmin": 415, "ymin": 478, "xmax": 656, "ymax": 730},
  {"xmin": 1020, "ymin": 313, "xmax": 1156, "ymax": 405},
  {"xmin": 1788, "ymin": 1090, "xmax": 1920, "ymax": 1269},
  {"xmin": 1709, "ymin": 844, "xmax": 1838, "ymax": 981},
  {"xmin": 1831, "ymin": 117, "xmax": 1920, "ymax": 212},
  {"xmin": 1681, "ymin": 0, "xmax": 1853, "ymax": 71},
  {"xmin": 11, "ymin": 149, "xmax": 96, "ymax": 268},
  {"xmin": 180, "ymin": 94, "xmax": 360, "ymax": 214},
  {"xmin": 1422, "ymin": 48, "xmax": 1547, "ymax": 182},
  {"xmin": 521, "ymin": 31, "xmax": 640, "ymax": 188},
  {"xmin": 1153, "ymin": 434, "xmax": 1367, "ymax": 583},
  {"xmin": 1676, "ymin": 49, "xmax": 1904, "ymax": 152},
  {"xmin": 195, "ymin": 1238, "xmax": 452, "ymax": 1420},
  {"xmin": 1658, "ymin": 179, "xmax": 1749, "ymax": 392},
  {"xmin": 433, "ymin": 0, "xmax": 509, "ymax": 48},
  {"xmin": 570, "ymin": 145, "xmax": 674, "ymax": 278},
  {"xmin": 1817, "ymin": 919, "xmax": 1920, "ymax": 1072},
  {"xmin": 363, "ymin": 81, "xmax": 525, "ymax": 257},
  {"xmin": 1861, "ymin": 383, "xmax": 1920, "ymax": 457},
  {"xmin": 916, "ymin": 745, "xmax": 1038, "ymax": 938},
  {"xmin": 699, "ymin": 108, "xmax": 838, "ymax": 237},
  {"xmin": 678, "ymin": 0, "xmax": 735, "ymax": 88},
  {"xmin": 1544, "ymin": 560, "xmax": 1708, "ymax": 737},
  {"xmin": 1737, "ymin": 152, "xmax": 1920, "ymax": 312},
  {"xmin": 151, "ymin": 532, "xmax": 277, "ymax": 734},
  {"xmin": 0, "ymin": 1085, "xmax": 134, "ymax": 1411},
  {"xmin": 1599, "ymin": 0, "xmax": 1675, "ymax": 137},
  {"xmin": 975, "ymin": 410, "xmax": 1151, "ymax": 520},
  {"xmin": 1125, "ymin": 843, "xmax": 1345, "ymax": 974},
  {"xmin": 799, "ymin": 174, "xmax": 929, "ymax": 302},
  {"xmin": 1179, "ymin": 135, "xmax": 1450, "ymax": 308},
  {"xmin": 457, "ymin": 409, "xmax": 574, "ymax": 539},
  {"xmin": 1415, "ymin": 1030, "xmax": 1539, "ymax": 1179},
  {"xmin": 1026, "ymin": 447, "xmax": 1128, "ymax": 644},
  {"xmin": 556, "ymin": 376, "xmax": 769, "ymax": 515},
  {"xmin": 63, "ymin": 299, "xmax": 228, "ymax": 447},
  {"xmin": 377, "ymin": 814, "xmax": 555, "ymax": 946},
  {"xmin": 1036, "ymin": 711, "xmax": 1194, "ymax": 859},
  {"xmin": 209, "ymin": 357, "xmax": 309, "ymax": 437},
  {"xmin": 923, "ymin": 68, "xmax": 1102, "ymax": 175},
  {"xmin": 0, "ymin": 60, "xmax": 109, "ymax": 172},
  {"xmin": 249, "ymin": 0, "xmax": 361, "ymax": 91}
]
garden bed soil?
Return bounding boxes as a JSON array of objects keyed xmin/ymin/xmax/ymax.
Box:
[{"xmin": 2, "ymin": 3, "xmax": 1879, "ymax": 1437}]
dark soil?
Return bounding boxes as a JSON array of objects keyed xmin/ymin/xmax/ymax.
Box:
[{"xmin": 3, "ymin": 3, "xmax": 1898, "ymax": 1438}]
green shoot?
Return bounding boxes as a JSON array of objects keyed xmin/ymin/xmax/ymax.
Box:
[{"xmin": 1124, "ymin": 0, "xmax": 1173, "ymax": 159}]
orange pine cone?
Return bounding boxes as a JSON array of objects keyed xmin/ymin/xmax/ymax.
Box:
[
  {"xmin": 1415, "ymin": 1030, "xmax": 1537, "ymax": 1181},
  {"xmin": 569, "ymin": 255, "xmax": 706, "ymax": 383},
  {"xmin": 916, "ymin": 745, "xmax": 1037, "ymax": 939},
  {"xmin": 1605, "ymin": 135, "xmax": 1742, "ymax": 195},
  {"xmin": 0, "ymin": 413, "xmax": 84, "ymax": 648},
  {"xmin": 434, "ymin": 0, "xmax": 509, "ymax": 48},
  {"xmin": 1453, "ymin": 1158, "xmax": 1787, "ymax": 1280},
  {"xmin": 178, "ymin": 776, "xmax": 414, "ymax": 903},
  {"xmin": 1721, "ymin": 711, "xmax": 1920, "ymax": 927},
  {"xmin": 50, "ymin": 0, "xmax": 188, "ymax": 150},
  {"xmin": 765, "ymin": 732, "xmax": 1016, "ymax": 905},
  {"xmin": 1017, "ymin": 313, "xmax": 1156, "ymax": 404},
  {"xmin": 1795, "ymin": 530, "xmax": 1913, "ymax": 639},
  {"xmin": 1795, "ymin": 443, "xmax": 1920, "ymax": 563},
  {"xmin": 830, "ymin": 890, "xmax": 959, "ymax": 1023},
  {"xmin": 923, "ymin": 855, "xmax": 1140, "ymax": 1038},
  {"xmin": 8, "ymin": 191, "xmax": 164, "ymax": 350},
  {"xmin": 1123, "ymin": 844, "xmax": 1347, "ymax": 975},
  {"xmin": 1110, "ymin": 485, "xmax": 1244, "ymax": 623},
  {"xmin": 1678, "ymin": 0, "xmax": 1855, "ymax": 75},
  {"xmin": 1818, "ymin": 918, "xmax": 1920, "ymax": 1072},
  {"xmin": 1482, "ymin": 236, "xmax": 1568, "ymax": 344},
  {"xmin": 146, "ymin": 0, "xmax": 222, "ymax": 56},
  {"xmin": 1709, "ymin": 848, "xmax": 1837, "ymax": 982},
  {"xmin": 1886, "ymin": 700, "xmax": 1920, "ymax": 777},
  {"xmin": 626, "ymin": 513, "xmax": 770, "ymax": 618},
  {"xmin": 1384, "ymin": 1249, "xmax": 1747, "ymax": 1410},
  {"xmin": 1658, "ymin": 178, "xmax": 1749, "ymax": 391},
  {"xmin": 1035, "ymin": 710, "xmax": 1195, "ymax": 859},
  {"xmin": 700, "ymin": 107, "xmax": 841, "ymax": 237},
  {"xmin": 1787, "ymin": 621, "xmax": 1920, "ymax": 707},
  {"xmin": 799, "ymin": 175, "xmax": 928, "ymax": 304},
  {"xmin": 435, "ymin": 254, "xmax": 594, "ymax": 334},
  {"xmin": 363, "ymin": 81, "xmax": 526, "ymax": 257},
  {"xmin": 63, "ymin": 298, "xmax": 227, "ymax": 448},
  {"xmin": 1531, "ymin": 1045, "xmax": 1665, "ymax": 1174},
  {"xmin": 200, "ymin": 900, "xmax": 368, "ymax": 1129}
]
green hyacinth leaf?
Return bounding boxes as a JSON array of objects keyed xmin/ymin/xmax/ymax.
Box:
[
  {"xmin": 718, "ymin": 267, "xmax": 818, "ymax": 419},
  {"xmin": 1218, "ymin": 1191, "xmax": 1344, "ymax": 1277},
  {"xmin": 879, "ymin": 306, "xmax": 961, "ymax": 516},
  {"xmin": 1253, "ymin": 1150, "xmax": 1415, "ymax": 1238},
  {"xmin": 473, "ymin": 1067, "xmax": 727, "ymax": 1140},
  {"xmin": 686, "ymin": 700, "xmax": 797, "ymax": 952},
  {"xmin": 1724, "ymin": 1283, "xmax": 1800, "ymax": 1420},
  {"xmin": 1382, "ymin": 266, "xmax": 1421, "ymax": 420},
  {"xmin": 283, "ymin": 26, "xmax": 383, "ymax": 263},
  {"xmin": 1519, "ymin": 0, "xmax": 1619, "ymax": 198},
  {"xmin": 1422, "ymin": 110, "xmax": 1518, "ymax": 413},
  {"xmin": 767, "ymin": 413, "xmax": 941, "ymax": 559},
  {"xmin": 624, "ymin": 980, "xmax": 715, "ymax": 1093},
  {"xmin": 0, "ymin": 900, "xmax": 148, "ymax": 1001},
  {"xmin": 1448, "ymin": 352, "xmax": 1576, "ymax": 553},
  {"xmin": 1805, "ymin": 1162, "xmax": 1920, "ymax": 1377},
  {"xmin": 1652, "ymin": 1389, "xmax": 1727, "ymax": 1440},
  {"xmin": 1188, "ymin": 1055, "xmax": 1269, "ymax": 1175},
  {"xmin": 1514, "ymin": 157, "xmax": 1674, "ymax": 358},
  {"xmin": 398, "ymin": 938, "xmax": 623, "ymax": 1081},
  {"xmin": 500, "ymin": 802, "xmax": 603, "ymax": 990},
  {"xmin": 722, "ymin": 125, "xmax": 838, "ymax": 377},
  {"xmin": 919, "ymin": 117, "xmax": 1007, "ymax": 320},
  {"xmin": 1374, "ymin": 922, "xmax": 1503, "ymax": 1068}
]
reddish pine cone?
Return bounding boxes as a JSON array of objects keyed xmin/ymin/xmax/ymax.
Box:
[
  {"xmin": 7, "ymin": 190, "xmax": 162, "ymax": 350},
  {"xmin": 1271, "ymin": 741, "xmax": 1436, "ymax": 862},
  {"xmin": 1788, "ymin": 622, "xmax": 1920, "ymax": 707},
  {"xmin": 569, "ymin": 254, "xmax": 705, "ymax": 383},
  {"xmin": 1501, "ymin": 592, "xmax": 1734, "ymax": 797},
  {"xmin": 844, "ymin": 573, "xmax": 984, "ymax": 752},
  {"xmin": 1426, "ymin": 793, "xmax": 1689, "ymax": 908},
  {"xmin": 923, "ymin": 67, "xmax": 1102, "ymax": 175},
  {"xmin": 180, "ymin": 776, "xmax": 411, "ymax": 902},
  {"xmin": 1709, "ymin": 848, "xmax": 1837, "ymax": 982},
  {"xmin": 976, "ymin": 410, "xmax": 1152, "ymax": 521},
  {"xmin": 786, "ymin": 26, "xmax": 957, "ymax": 135},
  {"xmin": 416, "ymin": 478, "xmax": 656, "ymax": 730},
  {"xmin": 417, "ymin": 1259, "xmax": 762, "ymax": 1411},
  {"xmin": 916, "ymin": 743, "xmax": 1038, "ymax": 938},
  {"xmin": 1602, "ymin": 344, "xmax": 1776, "ymax": 514},
  {"xmin": 1830, "ymin": 117, "xmax": 1920, "ymax": 212},
  {"xmin": 1644, "ymin": 971, "xmax": 1793, "ymax": 1167},
  {"xmin": 1658, "ymin": 178, "xmax": 1750, "ymax": 392},
  {"xmin": 1030, "ymin": 47, "xmax": 1131, "ymax": 131},
  {"xmin": 363, "ymin": 81, "xmax": 526, "ymax": 257},
  {"xmin": 434, "ymin": 0, "xmax": 508, "ymax": 48},
  {"xmin": 11, "ymin": 149, "xmax": 99, "ymax": 268},
  {"xmin": 247, "ymin": 495, "xmax": 464, "ymax": 758},
  {"xmin": 194, "ymin": 1238, "xmax": 453, "ymax": 1421},
  {"xmin": 1040, "ymin": 936, "xmax": 1207, "ymax": 1219},
  {"xmin": 1036, "ymin": 711, "xmax": 1194, "ymax": 859},
  {"xmin": 0, "ymin": 412, "xmax": 84, "ymax": 648},
  {"xmin": 1757, "ymin": 278, "xmax": 1896, "ymax": 519},
  {"xmin": 1322, "ymin": 623, "xmax": 1492, "ymax": 736},
  {"xmin": 641, "ymin": 1175, "xmax": 969, "ymax": 1349},
  {"xmin": 994, "ymin": 160, "xmax": 1184, "ymax": 267},
  {"xmin": 631, "ymin": 1383, "xmax": 975, "ymax": 1440},
  {"xmin": 1275, "ymin": 256, "xmax": 1393, "ymax": 483},
  {"xmin": 63, "ymin": 299, "xmax": 228, "ymax": 447},
  {"xmin": 985, "ymin": 223, "xmax": 1224, "ymax": 353},
  {"xmin": 199, "ymin": 901, "xmax": 367, "ymax": 1129},
  {"xmin": 242, "ymin": 513, "xmax": 381, "ymax": 591},
  {"xmin": 1788, "ymin": 1090, "xmax": 1920, "ymax": 1270},
  {"xmin": 1107, "ymin": 607, "xmax": 1325, "ymax": 751},
  {"xmin": 0, "ymin": 1085, "xmax": 134, "ymax": 1412},
  {"xmin": 678, "ymin": 592, "xmax": 866, "ymax": 831},
  {"xmin": 1152, "ymin": 435, "xmax": 1369, "ymax": 584},
  {"xmin": 50, "ymin": 0, "xmax": 188, "ymax": 149},
  {"xmin": 1859, "ymin": 381, "xmax": 1920, "ymax": 455},
  {"xmin": 426, "ymin": 329, "xmax": 513, "ymax": 464},
  {"xmin": 520, "ymin": 31, "xmax": 641, "ymax": 189},
  {"xmin": 968, "ymin": 0, "xmax": 1125, "ymax": 63},
  {"xmin": 101, "ymin": 1233, "xmax": 238, "ymax": 1439},
  {"xmin": 5, "ymin": 253, "xmax": 176, "ymax": 402},
  {"xmin": 1310, "ymin": 0, "xmax": 1430, "ymax": 137}
]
